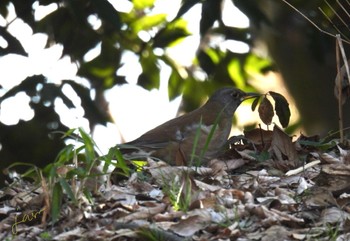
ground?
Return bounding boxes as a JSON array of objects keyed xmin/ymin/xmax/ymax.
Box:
[{"xmin": 1, "ymin": 125, "xmax": 350, "ymax": 241}]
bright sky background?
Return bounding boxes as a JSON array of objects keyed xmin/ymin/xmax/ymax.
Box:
[{"xmin": 0, "ymin": 0, "xmax": 254, "ymax": 153}]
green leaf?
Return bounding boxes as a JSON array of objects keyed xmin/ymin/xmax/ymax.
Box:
[
  {"xmin": 138, "ymin": 51, "xmax": 160, "ymax": 90},
  {"xmin": 59, "ymin": 178, "xmax": 77, "ymax": 204},
  {"xmin": 101, "ymin": 146, "xmax": 130, "ymax": 176},
  {"xmin": 190, "ymin": 117, "xmax": 203, "ymax": 165},
  {"xmin": 269, "ymin": 91, "xmax": 291, "ymax": 128},
  {"xmin": 55, "ymin": 144, "xmax": 75, "ymax": 164},
  {"xmin": 245, "ymin": 54, "xmax": 273, "ymax": 75},
  {"xmin": 197, "ymin": 49, "xmax": 219, "ymax": 76},
  {"xmin": 113, "ymin": 147, "xmax": 130, "ymax": 176},
  {"xmin": 133, "ymin": 0, "xmax": 156, "ymax": 10},
  {"xmin": 168, "ymin": 69, "xmax": 184, "ymax": 100},
  {"xmin": 83, "ymin": 189, "xmax": 94, "ymax": 204},
  {"xmin": 131, "ymin": 13, "xmax": 167, "ymax": 33},
  {"xmin": 153, "ymin": 26, "xmax": 190, "ymax": 48},
  {"xmin": 297, "ymin": 140, "xmax": 337, "ymax": 150},
  {"xmin": 78, "ymin": 128, "xmax": 96, "ymax": 163},
  {"xmin": 160, "ymin": 55, "xmax": 185, "ymax": 100},
  {"xmin": 228, "ymin": 59, "xmax": 245, "ymax": 89},
  {"xmin": 77, "ymin": 40, "xmax": 123, "ymax": 88},
  {"xmin": 51, "ymin": 182, "xmax": 63, "ymax": 224}
]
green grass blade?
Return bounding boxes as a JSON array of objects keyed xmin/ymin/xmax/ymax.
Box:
[
  {"xmin": 197, "ymin": 104, "xmax": 227, "ymax": 165},
  {"xmin": 189, "ymin": 116, "xmax": 203, "ymax": 165},
  {"xmin": 78, "ymin": 128, "xmax": 96, "ymax": 164},
  {"xmin": 51, "ymin": 182, "xmax": 63, "ymax": 224},
  {"xmin": 59, "ymin": 178, "xmax": 77, "ymax": 204}
]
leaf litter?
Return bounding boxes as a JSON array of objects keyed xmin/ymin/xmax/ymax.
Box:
[{"xmin": 1, "ymin": 92, "xmax": 350, "ymax": 240}]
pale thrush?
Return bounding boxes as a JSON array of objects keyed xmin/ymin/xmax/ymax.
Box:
[{"xmin": 120, "ymin": 87, "xmax": 258, "ymax": 165}]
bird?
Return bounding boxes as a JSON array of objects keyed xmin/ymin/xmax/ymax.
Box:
[{"xmin": 119, "ymin": 87, "xmax": 258, "ymax": 166}]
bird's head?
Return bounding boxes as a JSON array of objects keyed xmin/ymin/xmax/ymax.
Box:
[{"xmin": 208, "ymin": 87, "xmax": 259, "ymax": 114}]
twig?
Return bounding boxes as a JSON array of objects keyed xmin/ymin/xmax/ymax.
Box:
[
  {"xmin": 319, "ymin": 7, "xmax": 349, "ymax": 41},
  {"xmin": 280, "ymin": 0, "xmax": 350, "ymax": 44},
  {"xmin": 336, "ymin": 35, "xmax": 350, "ymax": 144},
  {"xmin": 325, "ymin": 1, "xmax": 348, "ymax": 31},
  {"xmin": 337, "ymin": 0, "xmax": 350, "ymax": 19},
  {"xmin": 336, "ymin": 36, "xmax": 344, "ymax": 144},
  {"xmin": 285, "ymin": 160, "xmax": 321, "ymax": 176},
  {"xmin": 337, "ymin": 36, "xmax": 350, "ymax": 91}
]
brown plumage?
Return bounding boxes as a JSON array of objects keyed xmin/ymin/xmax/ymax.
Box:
[{"xmin": 120, "ymin": 87, "xmax": 257, "ymax": 165}]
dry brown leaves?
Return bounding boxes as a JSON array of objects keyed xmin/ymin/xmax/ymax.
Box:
[{"xmin": 1, "ymin": 126, "xmax": 350, "ymax": 240}]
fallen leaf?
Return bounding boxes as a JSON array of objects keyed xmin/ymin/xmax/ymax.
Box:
[
  {"xmin": 170, "ymin": 211, "xmax": 211, "ymax": 236},
  {"xmin": 270, "ymin": 125, "xmax": 299, "ymax": 168},
  {"xmin": 244, "ymin": 128, "xmax": 273, "ymax": 145}
]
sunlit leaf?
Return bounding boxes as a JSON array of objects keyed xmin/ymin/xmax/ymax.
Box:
[
  {"xmin": 90, "ymin": 66, "xmax": 115, "ymax": 77},
  {"xmin": 245, "ymin": 53, "xmax": 273, "ymax": 75},
  {"xmin": 153, "ymin": 26, "xmax": 190, "ymax": 48},
  {"xmin": 133, "ymin": 0, "xmax": 155, "ymax": 9},
  {"xmin": 131, "ymin": 13, "xmax": 167, "ymax": 33},
  {"xmin": 228, "ymin": 59, "xmax": 245, "ymax": 89}
]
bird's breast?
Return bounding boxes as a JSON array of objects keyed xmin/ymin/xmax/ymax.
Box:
[{"xmin": 174, "ymin": 123, "xmax": 216, "ymax": 141}]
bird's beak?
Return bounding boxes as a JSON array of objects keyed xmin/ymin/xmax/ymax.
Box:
[{"xmin": 241, "ymin": 92, "xmax": 261, "ymax": 101}]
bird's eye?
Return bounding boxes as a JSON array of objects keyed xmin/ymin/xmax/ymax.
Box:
[{"xmin": 231, "ymin": 92, "xmax": 240, "ymax": 98}]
